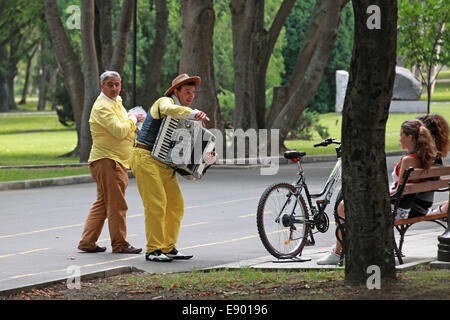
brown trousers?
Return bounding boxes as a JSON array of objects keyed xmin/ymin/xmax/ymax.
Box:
[{"xmin": 78, "ymin": 158, "xmax": 129, "ymax": 253}]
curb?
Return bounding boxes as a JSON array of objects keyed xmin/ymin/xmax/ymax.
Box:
[
  {"xmin": 0, "ymin": 151, "xmax": 407, "ymax": 192},
  {"xmin": 0, "ymin": 265, "xmax": 143, "ymax": 297}
]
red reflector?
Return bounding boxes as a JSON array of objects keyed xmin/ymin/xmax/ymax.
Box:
[{"xmin": 291, "ymin": 158, "xmax": 298, "ymax": 163}]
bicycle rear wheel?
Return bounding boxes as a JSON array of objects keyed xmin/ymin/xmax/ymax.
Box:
[{"xmin": 256, "ymin": 182, "xmax": 309, "ymax": 259}]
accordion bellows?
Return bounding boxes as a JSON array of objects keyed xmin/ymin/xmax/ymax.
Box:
[{"xmin": 151, "ymin": 116, "xmax": 216, "ymax": 180}]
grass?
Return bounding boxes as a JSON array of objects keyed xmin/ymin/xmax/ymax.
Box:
[
  {"xmin": 3, "ymin": 265, "xmax": 449, "ymax": 300},
  {"xmin": 0, "ymin": 114, "xmax": 73, "ymax": 135},
  {"xmin": 0, "ymin": 167, "xmax": 89, "ymax": 182},
  {"xmin": 421, "ymin": 82, "xmax": 450, "ymax": 102},
  {"xmin": 284, "ymin": 104, "xmax": 450, "ymax": 153},
  {"xmin": 9, "ymin": 97, "xmax": 54, "ymax": 112},
  {"xmin": 0, "ymin": 131, "xmax": 79, "ymax": 166}
]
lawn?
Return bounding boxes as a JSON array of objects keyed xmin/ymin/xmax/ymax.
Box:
[
  {"xmin": 421, "ymin": 82, "xmax": 450, "ymax": 102},
  {"xmin": 0, "ymin": 167, "xmax": 89, "ymax": 182},
  {"xmin": 284, "ymin": 104, "xmax": 450, "ymax": 153},
  {"xmin": 0, "ymin": 114, "xmax": 72, "ymax": 135},
  {"xmin": 0, "ymin": 130, "xmax": 78, "ymax": 165}
]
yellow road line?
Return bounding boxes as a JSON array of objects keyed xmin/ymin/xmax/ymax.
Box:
[
  {"xmin": 3, "ymin": 232, "xmax": 260, "ymax": 281},
  {"xmin": 0, "ymin": 224, "xmax": 84, "ymax": 240},
  {"xmin": 0, "ymin": 197, "xmax": 257, "ymax": 240},
  {"xmin": 239, "ymin": 213, "xmax": 255, "ymax": 218},
  {"xmin": 0, "ymin": 247, "xmax": 51, "ymax": 259}
]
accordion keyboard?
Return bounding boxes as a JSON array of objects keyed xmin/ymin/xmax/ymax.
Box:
[{"xmin": 152, "ymin": 116, "xmax": 179, "ymax": 161}]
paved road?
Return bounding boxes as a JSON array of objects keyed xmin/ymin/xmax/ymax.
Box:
[{"xmin": 0, "ymin": 156, "xmax": 448, "ymax": 292}]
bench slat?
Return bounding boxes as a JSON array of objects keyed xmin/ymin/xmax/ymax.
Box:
[
  {"xmin": 402, "ymin": 177, "xmax": 450, "ymax": 195},
  {"xmin": 408, "ymin": 165, "xmax": 450, "ymax": 180},
  {"xmin": 394, "ymin": 212, "xmax": 447, "ymax": 226}
]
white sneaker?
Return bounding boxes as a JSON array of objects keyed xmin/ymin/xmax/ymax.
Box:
[
  {"xmin": 394, "ymin": 207, "xmax": 410, "ymax": 220},
  {"xmin": 145, "ymin": 250, "xmax": 173, "ymax": 262},
  {"xmin": 316, "ymin": 250, "xmax": 341, "ymax": 265},
  {"xmin": 165, "ymin": 248, "xmax": 193, "ymax": 260}
]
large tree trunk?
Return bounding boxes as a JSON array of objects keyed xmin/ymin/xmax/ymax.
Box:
[
  {"xmin": 266, "ymin": 1, "xmax": 329, "ymax": 128},
  {"xmin": 229, "ymin": 0, "xmax": 258, "ymax": 130},
  {"xmin": 342, "ymin": 0, "xmax": 397, "ymax": 284},
  {"xmin": 43, "ymin": 0, "xmax": 84, "ymax": 156},
  {"xmin": 80, "ymin": 0, "xmax": 100, "ymax": 162},
  {"xmin": 95, "ymin": 0, "xmax": 113, "ymax": 74},
  {"xmin": 230, "ymin": 0, "xmax": 296, "ymax": 130},
  {"xmin": 109, "ymin": 0, "xmax": 133, "ymax": 74},
  {"xmin": 270, "ymin": 0, "xmax": 348, "ymax": 149},
  {"xmin": 137, "ymin": 0, "xmax": 169, "ymax": 108},
  {"xmin": 179, "ymin": 0, "xmax": 218, "ymax": 129}
]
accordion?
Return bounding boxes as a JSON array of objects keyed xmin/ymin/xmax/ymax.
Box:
[{"xmin": 151, "ymin": 116, "xmax": 216, "ymax": 180}]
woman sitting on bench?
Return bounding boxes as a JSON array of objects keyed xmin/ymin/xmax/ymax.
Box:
[
  {"xmin": 416, "ymin": 114, "xmax": 449, "ymax": 216},
  {"xmin": 317, "ymin": 119, "xmax": 436, "ymax": 265}
]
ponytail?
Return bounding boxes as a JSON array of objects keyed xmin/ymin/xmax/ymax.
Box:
[
  {"xmin": 417, "ymin": 113, "xmax": 449, "ymax": 158},
  {"xmin": 401, "ymin": 119, "xmax": 436, "ymax": 170}
]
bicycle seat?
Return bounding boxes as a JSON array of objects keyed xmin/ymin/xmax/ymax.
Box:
[{"xmin": 284, "ymin": 151, "xmax": 306, "ymax": 160}]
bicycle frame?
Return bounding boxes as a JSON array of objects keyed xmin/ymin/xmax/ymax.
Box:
[{"xmin": 293, "ymin": 157, "xmax": 342, "ymax": 215}]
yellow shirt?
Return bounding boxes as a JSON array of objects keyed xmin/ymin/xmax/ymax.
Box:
[
  {"xmin": 149, "ymin": 96, "xmax": 194, "ymax": 119},
  {"xmin": 88, "ymin": 93, "xmax": 136, "ymax": 168}
]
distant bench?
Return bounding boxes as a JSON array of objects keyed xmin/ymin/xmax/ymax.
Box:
[{"xmin": 391, "ymin": 165, "xmax": 450, "ymax": 264}]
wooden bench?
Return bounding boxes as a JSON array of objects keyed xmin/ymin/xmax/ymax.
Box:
[
  {"xmin": 390, "ymin": 165, "xmax": 450, "ymax": 264},
  {"xmin": 335, "ymin": 165, "xmax": 450, "ymax": 266}
]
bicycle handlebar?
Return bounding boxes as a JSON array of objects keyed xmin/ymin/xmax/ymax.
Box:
[{"xmin": 314, "ymin": 138, "xmax": 341, "ymax": 148}]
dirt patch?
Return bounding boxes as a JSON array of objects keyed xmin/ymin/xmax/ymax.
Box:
[{"xmin": 2, "ymin": 265, "xmax": 449, "ymax": 300}]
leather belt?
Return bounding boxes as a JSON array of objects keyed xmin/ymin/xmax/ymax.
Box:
[{"xmin": 134, "ymin": 142, "xmax": 152, "ymax": 152}]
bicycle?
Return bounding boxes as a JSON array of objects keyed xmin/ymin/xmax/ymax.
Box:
[{"xmin": 256, "ymin": 138, "xmax": 343, "ymax": 259}]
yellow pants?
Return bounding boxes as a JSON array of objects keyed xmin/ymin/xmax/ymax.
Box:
[{"xmin": 130, "ymin": 147, "xmax": 184, "ymax": 253}]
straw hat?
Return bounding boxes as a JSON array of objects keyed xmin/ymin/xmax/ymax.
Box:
[{"xmin": 164, "ymin": 74, "xmax": 201, "ymax": 97}]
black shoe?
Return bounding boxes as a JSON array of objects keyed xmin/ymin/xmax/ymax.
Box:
[
  {"xmin": 145, "ymin": 250, "xmax": 173, "ymax": 262},
  {"xmin": 165, "ymin": 248, "xmax": 193, "ymax": 260}
]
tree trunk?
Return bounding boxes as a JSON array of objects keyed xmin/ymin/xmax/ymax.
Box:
[
  {"xmin": 43, "ymin": 0, "xmax": 84, "ymax": 156},
  {"xmin": 18, "ymin": 45, "xmax": 38, "ymax": 105},
  {"xmin": 179, "ymin": 0, "xmax": 218, "ymax": 129},
  {"xmin": 230, "ymin": 0, "xmax": 296, "ymax": 130},
  {"xmin": 270, "ymin": 0, "xmax": 348, "ymax": 146},
  {"xmin": 95, "ymin": 0, "xmax": 113, "ymax": 74},
  {"xmin": 6, "ymin": 63, "xmax": 17, "ymax": 111},
  {"xmin": 342, "ymin": 0, "xmax": 397, "ymax": 284},
  {"xmin": 80, "ymin": 0, "xmax": 100, "ymax": 162},
  {"xmin": 266, "ymin": 1, "xmax": 328, "ymax": 128},
  {"xmin": 137, "ymin": 0, "xmax": 169, "ymax": 108},
  {"xmin": 38, "ymin": 40, "xmax": 51, "ymax": 111},
  {"xmin": 109, "ymin": 0, "xmax": 133, "ymax": 74},
  {"xmin": 0, "ymin": 45, "xmax": 8, "ymax": 112},
  {"xmin": 229, "ymin": 0, "xmax": 258, "ymax": 130}
]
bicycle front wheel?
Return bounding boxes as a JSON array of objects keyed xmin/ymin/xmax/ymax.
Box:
[{"xmin": 256, "ymin": 182, "xmax": 309, "ymax": 259}]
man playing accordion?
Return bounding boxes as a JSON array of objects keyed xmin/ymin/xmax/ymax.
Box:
[{"xmin": 130, "ymin": 74, "xmax": 215, "ymax": 262}]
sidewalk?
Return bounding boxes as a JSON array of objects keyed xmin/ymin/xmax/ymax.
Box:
[{"xmin": 209, "ymin": 227, "xmax": 450, "ymax": 271}]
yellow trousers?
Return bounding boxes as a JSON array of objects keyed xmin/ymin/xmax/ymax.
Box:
[{"xmin": 130, "ymin": 147, "xmax": 184, "ymax": 253}]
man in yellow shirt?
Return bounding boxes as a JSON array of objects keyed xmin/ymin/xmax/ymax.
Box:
[
  {"xmin": 130, "ymin": 74, "xmax": 211, "ymax": 262},
  {"xmin": 78, "ymin": 71, "xmax": 143, "ymax": 254}
]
